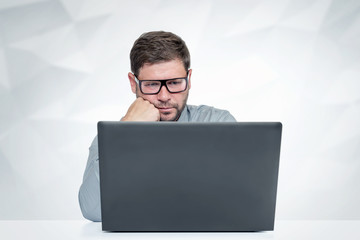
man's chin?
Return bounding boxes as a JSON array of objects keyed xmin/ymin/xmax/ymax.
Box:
[
  {"xmin": 159, "ymin": 110, "xmax": 180, "ymax": 121},
  {"xmin": 160, "ymin": 113, "xmax": 176, "ymax": 121}
]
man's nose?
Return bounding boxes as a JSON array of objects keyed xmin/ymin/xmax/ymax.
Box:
[{"xmin": 157, "ymin": 85, "xmax": 171, "ymax": 101}]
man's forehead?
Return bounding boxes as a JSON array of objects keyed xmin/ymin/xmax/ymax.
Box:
[
  {"xmin": 138, "ymin": 59, "xmax": 187, "ymax": 79},
  {"xmin": 141, "ymin": 59, "xmax": 183, "ymax": 69}
]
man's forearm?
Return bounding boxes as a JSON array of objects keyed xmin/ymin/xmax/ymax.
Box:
[{"xmin": 78, "ymin": 137, "xmax": 102, "ymax": 222}]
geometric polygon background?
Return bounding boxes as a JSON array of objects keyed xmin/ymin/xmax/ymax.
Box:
[{"xmin": 1, "ymin": 0, "xmax": 360, "ymax": 220}]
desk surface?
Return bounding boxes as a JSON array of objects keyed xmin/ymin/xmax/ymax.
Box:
[{"xmin": 0, "ymin": 220, "xmax": 359, "ymax": 240}]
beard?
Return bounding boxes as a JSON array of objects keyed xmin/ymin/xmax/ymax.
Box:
[
  {"xmin": 158, "ymin": 95, "xmax": 187, "ymax": 121},
  {"xmin": 136, "ymin": 89, "xmax": 189, "ymax": 121}
]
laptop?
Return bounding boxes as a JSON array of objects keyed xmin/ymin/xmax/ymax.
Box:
[{"xmin": 97, "ymin": 122, "xmax": 282, "ymax": 232}]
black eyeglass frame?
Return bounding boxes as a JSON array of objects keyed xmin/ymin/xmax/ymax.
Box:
[{"xmin": 133, "ymin": 71, "xmax": 189, "ymax": 95}]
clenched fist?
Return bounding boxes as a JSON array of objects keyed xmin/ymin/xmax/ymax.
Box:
[{"xmin": 121, "ymin": 97, "xmax": 160, "ymax": 121}]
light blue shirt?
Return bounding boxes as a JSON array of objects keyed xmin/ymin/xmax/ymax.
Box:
[{"xmin": 78, "ymin": 104, "xmax": 236, "ymax": 221}]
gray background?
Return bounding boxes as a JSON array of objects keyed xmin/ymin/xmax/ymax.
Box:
[{"xmin": 0, "ymin": 0, "xmax": 359, "ymax": 220}]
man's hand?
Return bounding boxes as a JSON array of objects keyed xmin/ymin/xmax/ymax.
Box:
[{"xmin": 121, "ymin": 97, "xmax": 160, "ymax": 121}]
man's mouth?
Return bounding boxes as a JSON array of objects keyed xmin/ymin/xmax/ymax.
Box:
[{"xmin": 158, "ymin": 107, "xmax": 173, "ymax": 112}]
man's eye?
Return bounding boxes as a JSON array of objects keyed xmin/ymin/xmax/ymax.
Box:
[
  {"xmin": 144, "ymin": 82, "xmax": 160, "ymax": 87},
  {"xmin": 168, "ymin": 80, "xmax": 182, "ymax": 85}
]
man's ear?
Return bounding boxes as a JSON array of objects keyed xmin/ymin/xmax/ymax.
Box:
[
  {"xmin": 188, "ymin": 69, "xmax": 192, "ymax": 90},
  {"xmin": 128, "ymin": 72, "xmax": 137, "ymax": 94}
]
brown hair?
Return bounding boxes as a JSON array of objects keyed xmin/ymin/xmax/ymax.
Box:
[{"xmin": 130, "ymin": 31, "xmax": 191, "ymax": 76}]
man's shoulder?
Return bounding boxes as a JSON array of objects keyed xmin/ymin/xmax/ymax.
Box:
[
  {"xmin": 186, "ymin": 104, "xmax": 236, "ymax": 122},
  {"xmin": 187, "ymin": 104, "xmax": 227, "ymax": 115}
]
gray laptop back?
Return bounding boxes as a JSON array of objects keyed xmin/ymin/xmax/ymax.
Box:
[{"xmin": 97, "ymin": 122, "xmax": 282, "ymax": 232}]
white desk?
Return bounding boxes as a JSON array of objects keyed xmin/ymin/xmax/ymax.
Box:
[{"xmin": 0, "ymin": 220, "xmax": 359, "ymax": 240}]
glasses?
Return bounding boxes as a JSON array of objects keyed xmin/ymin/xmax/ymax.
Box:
[{"xmin": 134, "ymin": 72, "xmax": 189, "ymax": 95}]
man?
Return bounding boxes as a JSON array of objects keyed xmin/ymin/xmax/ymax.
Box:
[{"xmin": 79, "ymin": 31, "xmax": 236, "ymax": 222}]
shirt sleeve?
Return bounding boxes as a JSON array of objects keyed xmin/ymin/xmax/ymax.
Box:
[{"xmin": 78, "ymin": 136, "xmax": 102, "ymax": 222}]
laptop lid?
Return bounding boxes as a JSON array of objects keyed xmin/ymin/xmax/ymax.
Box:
[{"xmin": 98, "ymin": 122, "xmax": 282, "ymax": 232}]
